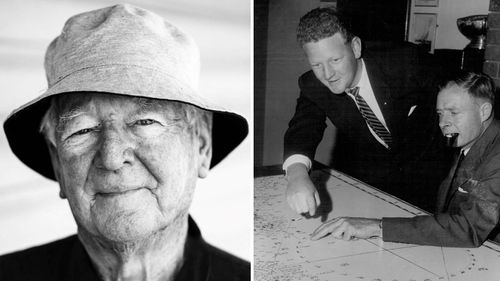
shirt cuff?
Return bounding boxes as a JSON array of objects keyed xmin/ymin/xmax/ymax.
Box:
[{"xmin": 283, "ymin": 154, "xmax": 312, "ymax": 173}]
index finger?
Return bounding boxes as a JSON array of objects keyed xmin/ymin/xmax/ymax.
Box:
[{"xmin": 310, "ymin": 217, "xmax": 342, "ymax": 240}]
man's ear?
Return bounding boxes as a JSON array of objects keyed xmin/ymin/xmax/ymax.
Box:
[
  {"xmin": 480, "ymin": 101, "xmax": 493, "ymax": 123},
  {"xmin": 197, "ymin": 127, "xmax": 212, "ymax": 179},
  {"xmin": 46, "ymin": 142, "xmax": 66, "ymax": 199},
  {"xmin": 351, "ymin": 36, "xmax": 362, "ymax": 59}
]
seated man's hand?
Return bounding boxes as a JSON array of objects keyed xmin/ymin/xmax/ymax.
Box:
[
  {"xmin": 285, "ymin": 163, "xmax": 320, "ymax": 216},
  {"xmin": 310, "ymin": 217, "xmax": 382, "ymax": 241}
]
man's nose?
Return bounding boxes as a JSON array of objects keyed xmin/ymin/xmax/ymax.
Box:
[
  {"xmin": 439, "ymin": 114, "xmax": 451, "ymax": 129},
  {"xmin": 324, "ymin": 63, "xmax": 335, "ymax": 80},
  {"xmin": 95, "ymin": 129, "xmax": 135, "ymax": 171}
]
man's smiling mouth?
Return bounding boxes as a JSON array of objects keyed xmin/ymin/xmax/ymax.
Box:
[{"xmin": 96, "ymin": 187, "xmax": 144, "ymax": 197}]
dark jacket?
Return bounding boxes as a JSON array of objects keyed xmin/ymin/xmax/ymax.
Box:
[
  {"xmin": 0, "ymin": 217, "xmax": 249, "ymax": 281},
  {"xmin": 383, "ymin": 120, "xmax": 500, "ymax": 247}
]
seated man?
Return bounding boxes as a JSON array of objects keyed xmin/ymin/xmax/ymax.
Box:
[
  {"xmin": 311, "ymin": 72, "xmax": 500, "ymax": 247},
  {"xmin": 0, "ymin": 4, "xmax": 249, "ymax": 281}
]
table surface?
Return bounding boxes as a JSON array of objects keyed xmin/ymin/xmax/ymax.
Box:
[{"xmin": 254, "ymin": 168, "xmax": 500, "ymax": 281}]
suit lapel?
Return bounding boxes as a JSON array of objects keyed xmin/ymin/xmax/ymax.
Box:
[
  {"xmin": 443, "ymin": 152, "xmax": 470, "ymax": 209},
  {"xmin": 436, "ymin": 150, "xmax": 462, "ymax": 212}
]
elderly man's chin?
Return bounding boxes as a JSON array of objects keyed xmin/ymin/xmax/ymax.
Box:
[{"xmin": 89, "ymin": 188, "xmax": 167, "ymax": 242}]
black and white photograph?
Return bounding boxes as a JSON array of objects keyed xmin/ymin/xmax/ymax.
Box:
[
  {"xmin": 0, "ymin": 1, "xmax": 251, "ymax": 280},
  {"xmin": 254, "ymin": 0, "xmax": 500, "ymax": 280}
]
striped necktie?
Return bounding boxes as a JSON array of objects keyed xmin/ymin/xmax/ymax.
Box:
[{"xmin": 348, "ymin": 86, "xmax": 392, "ymax": 148}]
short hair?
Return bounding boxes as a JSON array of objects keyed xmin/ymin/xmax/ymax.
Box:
[
  {"xmin": 296, "ymin": 8, "xmax": 355, "ymax": 46},
  {"xmin": 39, "ymin": 93, "xmax": 213, "ymax": 147},
  {"xmin": 441, "ymin": 71, "xmax": 496, "ymax": 105}
]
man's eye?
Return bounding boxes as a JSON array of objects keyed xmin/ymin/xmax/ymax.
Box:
[
  {"xmin": 72, "ymin": 128, "xmax": 94, "ymax": 136},
  {"xmin": 134, "ymin": 119, "xmax": 158, "ymax": 126}
]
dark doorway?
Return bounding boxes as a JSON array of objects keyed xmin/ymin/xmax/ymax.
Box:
[{"xmin": 337, "ymin": 0, "xmax": 410, "ymax": 43}]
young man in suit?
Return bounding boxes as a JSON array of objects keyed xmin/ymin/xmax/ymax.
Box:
[
  {"xmin": 311, "ymin": 72, "xmax": 500, "ymax": 247},
  {"xmin": 284, "ymin": 8, "xmax": 447, "ymax": 216}
]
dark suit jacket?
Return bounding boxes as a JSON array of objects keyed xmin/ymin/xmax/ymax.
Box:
[
  {"xmin": 383, "ymin": 120, "xmax": 500, "ymax": 247},
  {"xmin": 284, "ymin": 42, "xmax": 448, "ymax": 202},
  {"xmin": 0, "ymin": 217, "xmax": 250, "ymax": 281}
]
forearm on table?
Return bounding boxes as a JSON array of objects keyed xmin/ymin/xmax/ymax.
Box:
[{"xmin": 381, "ymin": 211, "xmax": 495, "ymax": 247}]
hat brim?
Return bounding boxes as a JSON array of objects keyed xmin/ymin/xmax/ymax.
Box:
[{"xmin": 3, "ymin": 66, "xmax": 248, "ymax": 180}]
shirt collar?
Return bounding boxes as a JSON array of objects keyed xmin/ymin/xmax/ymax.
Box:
[
  {"xmin": 346, "ymin": 59, "xmax": 368, "ymax": 94},
  {"xmin": 172, "ymin": 216, "xmax": 210, "ymax": 281},
  {"xmin": 357, "ymin": 59, "xmax": 369, "ymax": 94}
]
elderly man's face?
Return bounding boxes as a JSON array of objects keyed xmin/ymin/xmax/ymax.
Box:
[{"xmin": 47, "ymin": 93, "xmax": 211, "ymax": 242}]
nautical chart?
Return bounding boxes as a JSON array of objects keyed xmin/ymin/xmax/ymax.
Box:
[{"xmin": 254, "ymin": 169, "xmax": 500, "ymax": 281}]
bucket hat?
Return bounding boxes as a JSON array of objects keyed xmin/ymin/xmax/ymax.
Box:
[{"xmin": 3, "ymin": 4, "xmax": 248, "ymax": 181}]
